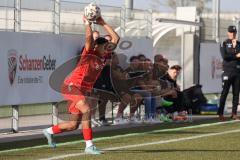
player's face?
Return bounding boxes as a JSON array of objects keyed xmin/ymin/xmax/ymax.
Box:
[
  {"xmin": 227, "ymin": 32, "xmax": 237, "ymax": 40},
  {"xmin": 154, "ymin": 55, "xmax": 164, "ymax": 63},
  {"xmin": 130, "ymin": 59, "xmax": 139, "ymax": 69},
  {"xmin": 168, "ymin": 69, "xmax": 180, "ymax": 80},
  {"xmin": 138, "ymin": 56, "xmax": 146, "ymax": 70},
  {"xmin": 139, "ymin": 56, "xmax": 146, "ymax": 61},
  {"xmin": 143, "ymin": 60, "xmax": 153, "ymax": 71},
  {"xmin": 95, "ymin": 43, "xmax": 107, "ymax": 56}
]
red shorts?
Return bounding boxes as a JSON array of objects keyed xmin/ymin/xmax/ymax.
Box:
[{"xmin": 61, "ymin": 81, "xmax": 91, "ymax": 115}]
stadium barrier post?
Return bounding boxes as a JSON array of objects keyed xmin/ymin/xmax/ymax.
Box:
[
  {"xmin": 11, "ymin": 105, "xmax": 19, "ymax": 133},
  {"xmin": 145, "ymin": 9, "xmax": 152, "ymax": 38},
  {"xmin": 120, "ymin": 6, "xmax": 126, "ymax": 37},
  {"xmin": 111, "ymin": 102, "xmax": 114, "ymax": 123},
  {"xmin": 14, "ymin": 0, "xmax": 21, "ymax": 32},
  {"xmin": 53, "ymin": 0, "xmax": 60, "ymax": 34},
  {"xmin": 52, "ymin": 102, "xmax": 59, "ymax": 125}
]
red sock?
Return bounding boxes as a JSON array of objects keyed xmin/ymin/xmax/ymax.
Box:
[
  {"xmin": 52, "ymin": 125, "xmax": 62, "ymax": 134},
  {"xmin": 82, "ymin": 128, "xmax": 93, "ymax": 140}
]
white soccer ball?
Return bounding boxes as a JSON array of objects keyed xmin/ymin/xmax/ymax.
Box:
[{"xmin": 84, "ymin": 3, "xmax": 101, "ymax": 21}]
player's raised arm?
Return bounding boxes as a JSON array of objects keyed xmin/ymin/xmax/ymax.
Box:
[
  {"xmin": 96, "ymin": 17, "xmax": 120, "ymax": 45},
  {"xmin": 83, "ymin": 16, "xmax": 94, "ymax": 52}
]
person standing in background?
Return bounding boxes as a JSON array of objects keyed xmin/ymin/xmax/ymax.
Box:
[{"xmin": 218, "ymin": 25, "xmax": 240, "ymax": 121}]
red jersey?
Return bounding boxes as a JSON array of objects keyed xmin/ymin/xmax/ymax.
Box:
[{"xmin": 64, "ymin": 48, "xmax": 107, "ymax": 91}]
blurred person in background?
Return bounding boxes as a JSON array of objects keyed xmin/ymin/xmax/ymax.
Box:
[
  {"xmin": 111, "ymin": 54, "xmax": 143, "ymax": 124},
  {"xmin": 125, "ymin": 56, "xmax": 141, "ymax": 77},
  {"xmin": 125, "ymin": 55, "xmax": 148, "ymax": 79},
  {"xmin": 137, "ymin": 54, "xmax": 147, "ymax": 70},
  {"xmin": 138, "ymin": 54, "xmax": 147, "ymax": 61},
  {"xmin": 91, "ymin": 35, "xmax": 114, "ymax": 127},
  {"xmin": 132, "ymin": 58, "xmax": 162, "ymax": 123},
  {"xmin": 153, "ymin": 54, "xmax": 169, "ymax": 80}
]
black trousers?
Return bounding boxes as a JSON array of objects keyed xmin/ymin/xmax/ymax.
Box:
[
  {"xmin": 218, "ymin": 73, "xmax": 240, "ymax": 115},
  {"xmin": 164, "ymin": 91, "xmax": 184, "ymax": 113}
]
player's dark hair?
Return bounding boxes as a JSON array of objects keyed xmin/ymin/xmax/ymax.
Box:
[
  {"xmin": 138, "ymin": 54, "xmax": 146, "ymax": 59},
  {"xmin": 145, "ymin": 58, "xmax": 152, "ymax": 62},
  {"xmin": 170, "ymin": 65, "xmax": 182, "ymax": 71},
  {"xmin": 130, "ymin": 56, "xmax": 138, "ymax": 62},
  {"xmin": 94, "ymin": 37, "xmax": 108, "ymax": 45}
]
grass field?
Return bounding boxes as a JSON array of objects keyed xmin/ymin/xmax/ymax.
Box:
[{"xmin": 0, "ymin": 119, "xmax": 240, "ymax": 160}]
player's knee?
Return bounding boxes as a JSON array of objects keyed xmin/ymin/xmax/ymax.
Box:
[
  {"xmin": 67, "ymin": 121, "xmax": 79, "ymax": 130},
  {"xmin": 76, "ymin": 99, "xmax": 87, "ymax": 107},
  {"xmin": 75, "ymin": 100, "xmax": 90, "ymax": 113},
  {"xmin": 81, "ymin": 107, "xmax": 91, "ymax": 114},
  {"xmin": 122, "ymin": 94, "xmax": 131, "ymax": 103}
]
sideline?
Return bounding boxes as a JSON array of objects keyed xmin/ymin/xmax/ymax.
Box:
[{"xmin": 0, "ymin": 120, "xmax": 239, "ymax": 154}]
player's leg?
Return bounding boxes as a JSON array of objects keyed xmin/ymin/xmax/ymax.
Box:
[
  {"xmin": 218, "ymin": 75, "xmax": 232, "ymax": 120},
  {"xmin": 89, "ymin": 93, "xmax": 99, "ymax": 117},
  {"xmin": 98, "ymin": 97, "xmax": 108, "ymax": 124},
  {"xmin": 150, "ymin": 96, "xmax": 156, "ymax": 119},
  {"xmin": 116, "ymin": 102, "xmax": 128, "ymax": 118},
  {"xmin": 143, "ymin": 92, "xmax": 152, "ymax": 120},
  {"xmin": 129, "ymin": 93, "xmax": 142, "ymax": 119},
  {"xmin": 88, "ymin": 93, "xmax": 101, "ymax": 127},
  {"xmin": 75, "ymin": 98, "xmax": 102, "ymax": 154},
  {"xmin": 43, "ymin": 112, "xmax": 81, "ymax": 148},
  {"xmin": 114, "ymin": 94, "xmax": 132, "ymax": 124},
  {"xmin": 43, "ymin": 85, "xmax": 83, "ymax": 148},
  {"xmin": 231, "ymin": 75, "xmax": 240, "ymax": 120}
]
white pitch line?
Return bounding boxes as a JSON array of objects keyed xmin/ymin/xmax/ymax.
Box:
[
  {"xmin": 38, "ymin": 129, "xmax": 240, "ymax": 160},
  {"xmin": 0, "ymin": 120, "xmax": 239, "ymax": 154}
]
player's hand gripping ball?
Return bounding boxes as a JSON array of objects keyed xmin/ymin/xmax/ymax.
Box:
[{"xmin": 84, "ymin": 3, "xmax": 101, "ymax": 22}]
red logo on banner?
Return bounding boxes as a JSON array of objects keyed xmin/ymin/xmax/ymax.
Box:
[{"xmin": 8, "ymin": 50, "xmax": 18, "ymax": 85}]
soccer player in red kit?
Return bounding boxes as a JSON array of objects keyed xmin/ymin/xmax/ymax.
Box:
[{"xmin": 43, "ymin": 15, "xmax": 120, "ymax": 154}]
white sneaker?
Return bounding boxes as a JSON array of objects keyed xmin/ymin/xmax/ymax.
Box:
[
  {"xmin": 144, "ymin": 118, "xmax": 162, "ymax": 124},
  {"xmin": 129, "ymin": 117, "xmax": 143, "ymax": 124},
  {"xmin": 150, "ymin": 118, "xmax": 162, "ymax": 124},
  {"xmin": 113, "ymin": 118, "xmax": 129, "ymax": 125},
  {"xmin": 98, "ymin": 119, "xmax": 110, "ymax": 126},
  {"xmin": 91, "ymin": 119, "xmax": 101, "ymax": 127},
  {"xmin": 85, "ymin": 145, "xmax": 102, "ymax": 155},
  {"xmin": 143, "ymin": 118, "xmax": 152, "ymax": 124}
]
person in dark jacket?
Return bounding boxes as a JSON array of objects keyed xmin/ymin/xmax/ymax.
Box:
[
  {"xmin": 218, "ymin": 25, "xmax": 240, "ymax": 120},
  {"xmin": 161, "ymin": 65, "xmax": 183, "ymax": 114}
]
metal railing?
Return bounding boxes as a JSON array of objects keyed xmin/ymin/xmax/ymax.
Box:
[{"xmin": 0, "ymin": 0, "xmax": 151, "ymax": 36}]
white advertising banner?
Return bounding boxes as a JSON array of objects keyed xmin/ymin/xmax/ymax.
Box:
[
  {"xmin": 0, "ymin": 31, "xmax": 84, "ymax": 106},
  {"xmin": 0, "ymin": 32, "xmax": 152, "ymax": 106},
  {"xmin": 200, "ymin": 43, "xmax": 222, "ymax": 93}
]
